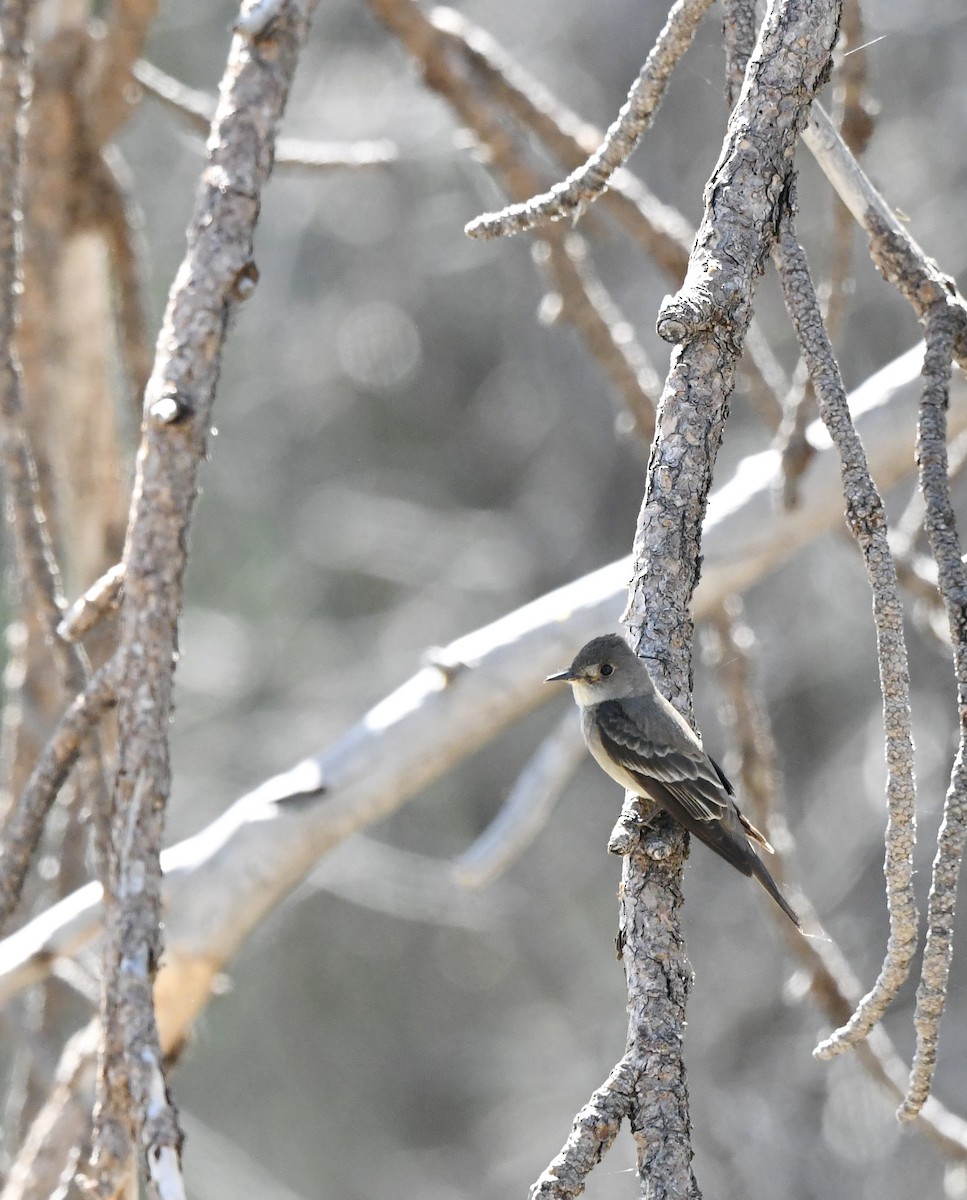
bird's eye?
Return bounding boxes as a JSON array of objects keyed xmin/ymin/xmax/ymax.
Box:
[{"xmin": 600, "ymin": 663, "xmax": 614, "ymax": 677}]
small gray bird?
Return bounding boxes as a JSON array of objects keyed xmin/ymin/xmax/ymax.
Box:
[{"xmin": 546, "ymin": 632, "xmax": 801, "ymax": 929}]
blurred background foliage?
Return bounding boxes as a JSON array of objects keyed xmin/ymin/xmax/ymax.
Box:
[{"xmin": 64, "ymin": 0, "xmax": 967, "ymax": 1195}]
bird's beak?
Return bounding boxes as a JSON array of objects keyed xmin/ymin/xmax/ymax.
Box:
[{"xmin": 545, "ymin": 668, "xmax": 576, "ymax": 683}]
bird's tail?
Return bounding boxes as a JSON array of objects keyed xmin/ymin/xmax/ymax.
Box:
[{"xmin": 749, "ymin": 854, "xmax": 802, "ymax": 931}]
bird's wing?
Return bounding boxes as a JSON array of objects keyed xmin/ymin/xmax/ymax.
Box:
[{"xmin": 593, "ymin": 698, "xmax": 730, "ymax": 827}]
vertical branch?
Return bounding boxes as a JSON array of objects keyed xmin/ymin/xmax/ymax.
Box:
[
  {"xmin": 79, "ymin": 2, "xmax": 317, "ymax": 1194},
  {"xmin": 902, "ymin": 308, "xmax": 967, "ymax": 1120},
  {"xmin": 774, "ymin": 202, "xmax": 919, "ymax": 1059},
  {"xmin": 618, "ymin": 3, "xmax": 841, "ymax": 1196}
]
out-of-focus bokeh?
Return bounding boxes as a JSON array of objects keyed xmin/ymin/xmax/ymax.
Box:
[{"xmin": 103, "ymin": 0, "xmax": 967, "ymax": 1196}]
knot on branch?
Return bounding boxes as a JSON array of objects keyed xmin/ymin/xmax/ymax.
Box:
[
  {"xmin": 148, "ymin": 390, "xmax": 192, "ymax": 425},
  {"xmin": 656, "ymin": 283, "xmax": 718, "ymax": 344}
]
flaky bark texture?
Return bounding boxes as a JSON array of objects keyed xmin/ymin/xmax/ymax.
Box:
[
  {"xmin": 82, "ymin": 3, "xmax": 316, "ymax": 1194},
  {"xmin": 619, "ymin": 2, "xmax": 842, "ymax": 1195}
]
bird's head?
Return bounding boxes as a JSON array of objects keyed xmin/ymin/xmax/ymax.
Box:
[{"xmin": 545, "ymin": 633, "xmax": 648, "ymax": 703}]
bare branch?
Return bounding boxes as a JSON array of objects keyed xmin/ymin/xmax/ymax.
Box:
[
  {"xmin": 538, "ymin": 235, "xmax": 661, "ymax": 442},
  {"xmin": 465, "ymin": 0, "xmax": 715, "ymax": 241},
  {"xmin": 453, "ymin": 708, "xmax": 585, "ymax": 890},
  {"xmin": 705, "ymin": 602, "xmax": 967, "ymax": 1160},
  {"xmin": 431, "ymin": 8, "xmax": 694, "ymax": 279},
  {"xmin": 85, "ymin": 0, "xmax": 161, "ymax": 147},
  {"xmin": 775, "ymin": 201, "xmax": 919, "ymax": 1060},
  {"xmin": 803, "ymin": 104, "xmax": 967, "ymax": 368},
  {"xmin": 0, "ymin": 665, "xmax": 116, "ymax": 936},
  {"xmin": 530, "ymin": 1057, "xmax": 636, "ymax": 1200},
  {"xmin": 620, "ymin": 4, "xmax": 841, "ymax": 1193},
  {"xmin": 821, "ymin": 0, "xmax": 874, "ymax": 344},
  {"xmin": 721, "ymin": 0, "xmax": 757, "ymax": 110},
  {"xmin": 432, "ymin": 6, "xmax": 784, "ymax": 433},
  {"xmin": 57, "ymin": 564, "xmax": 124, "ymax": 644},
  {"xmin": 0, "ymin": 0, "xmax": 90, "ymax": 697},
  {"xmin": 0, "ymin": 343, "xmax": 955, "ymax": 1019},
  {"xmin": 133, "ymin": 59, "xmax": 396, "ymax": 171},
  {"xmin": 83, "ymin": 1, "xmax": 317, "ymax": 1193},
  {"xmin": 89, "ymin": 149, "xmax": 153, "ymax": 414},
  {"xmin": 901, "ymin": 310, "xmax": 967, "ymax": 1121},
  {"xmin": 367, "ymin": 0, "xmax": 657, "ymax": 437}
]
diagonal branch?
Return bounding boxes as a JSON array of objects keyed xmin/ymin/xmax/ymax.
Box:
[
  {"xmin": 465, "ymin": 0, "xmax": 715, "ymax": 240},
  {"xmin": 0, "ymin": 665, "xmax": 117, "ymax": 936},
  {"xmin": 803, "ymin": 103, "xmax": 967, "ymax": 369},
  {"xmin": 367, "ymin": 0, "xmax": 659, "ymax": 438}
]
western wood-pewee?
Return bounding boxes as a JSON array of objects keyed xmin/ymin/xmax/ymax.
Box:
[{"xmin": 546, "ymin": 632, "xmax": 801, "ymax": 929}]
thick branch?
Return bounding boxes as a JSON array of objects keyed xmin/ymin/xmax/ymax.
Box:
[{"xmin": 86, "ymin": 1, "xmax": 316, "ymax": 1193}]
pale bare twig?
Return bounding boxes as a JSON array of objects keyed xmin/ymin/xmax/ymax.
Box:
[
  {"xmin": 309, "ymin": 836, "xmax": 500, "ymax": 929},
  {"xmin": 85, "ymin": 0, "xmax": 161, "ymax": 148},
  {"xmin": 465, "ymin": 0, "xmax": 715, "ymax": 241},
  {"xmin": 901, "ymin": 309, "xmax": 967, "ymax": 1121},
  {"xmin": 804, "ymin": 104, "xmax": 967, "ymax": 368},
  {"xmin": 822, "ymin": 0, "xmax": 874, "ymax": 344},
  {"xmin": 57, "ymin": 564, "xmax": 125, "ymax": 644},
  {"xmin": 453, "ymin": 708, "xmax": 585, "ymax": 890},
  {"xmin": 88, "ymin": 148, "xmax": 153, "ymax": 414},
  {"xmin": 133, "ymin": 58, "xmax": 396, "ymax": 171},
  {"xmin": 537, "ymin": 235, "xmax": 662, "ymax": 442},
  {"xmin": 774, "ymin": 199, "xmax": 919, "ymax": 1061}
]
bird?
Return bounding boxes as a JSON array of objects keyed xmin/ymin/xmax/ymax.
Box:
[{"xmin": 546, "ymin": 632, "xmax": 801, "ymax": 929}]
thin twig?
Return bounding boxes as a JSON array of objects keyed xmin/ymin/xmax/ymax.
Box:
[
  {"xmin": 0, "ymin": 666, "xmax": 116, "ymax": 936},
  {"xmin": 821, "ymin": 0, "xmax": 873, "ymax": 343},
  {"xmin": 706, "ymin": 601, "xmax": 967, "ymax": 1158},
  {"xmin": 57, "ymin": 563, "xmax": 125, "ymax": 644},
  {"xmin": 901, "ymin": 308, "xmax": 967, "ymax": 1121},
  {"xmin": 85, "ymin": 0, "xmax": 161, "ymax": 147},
  {"xmin": 431, "ymin": 8, "xmax": 694, "ymax": 279},
  {"xmin": 465, "ymin": 0, "xmax": 715, "ymax": 240},
  {"xmin": 433, "ymin": 7, "xmax": 785, "ymax": 432},
  {"xmin": 89, "ymin": 148, "xmax": 154, "ymax": 414},
  {"xmin": 774, "ymin": 362, "xmax": 817, "ymax": 508},
  {"xmin": 453, "ymin": 708, "xmax": 585, "ymax": 890},
  {"xmin": 133, "ymin": 58, "xmax": 396, "ymax": 170},
  {"xmin": 774, "ymin": 200, "xmax": 919, "ymax": 1061},
  {"xmin": 366, "ymin": 0, "xmax": 658, "ymax": 438},
  {"xmin": 803, "ymin": 103, "xmax": 967, "ymax": 368},
  {"xmin": 540, "ymin": 235, "xmax": 661, "ymax": 442}
]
